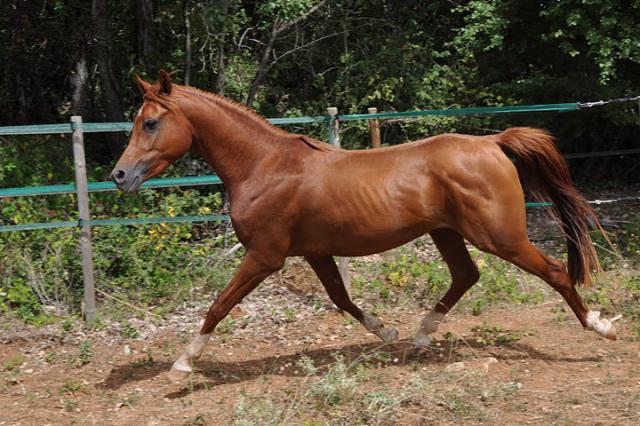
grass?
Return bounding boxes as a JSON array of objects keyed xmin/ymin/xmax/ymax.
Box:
[
  {"xmin": 347, "ymin": 241, "xmax": 547, "ymax": 318},
  {"xmin": 470, "ymin": 324, "xmax": 524, "ymax": 347},
  {"xmin": 60, "ymin": 378, "xmax": 85, "ymax": 395},
  {"xmin": 78, "ymin": 340, "xmax": 93, "ymax": 365},
  {"xmin": 2, "ymin": 354, "xmax": 25, "ymax": 371},
  {"xmin": 230, "ymin": 346, "xmax": 528, "ymax": 425}
]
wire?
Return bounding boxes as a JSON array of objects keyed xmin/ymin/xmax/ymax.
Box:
[{"xmin": 578, "ymin": 96, "xmax": 640, "ymax": 108}]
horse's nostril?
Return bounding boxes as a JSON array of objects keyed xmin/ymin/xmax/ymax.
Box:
[{"xmin": 112, "ymin": 169, "xmax": 126, "ymax": 183}]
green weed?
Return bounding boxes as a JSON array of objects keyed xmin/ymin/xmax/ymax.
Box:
[
  {"xmin": 120, "ymin": 322, "xmax": 140, "ymax": 339},
  {"xmin": 471, "ymin": 324, "xmax": 522, "ymax": 347},
  {"xmin": 78, "ymin": 340, "xmax": 93, "ymax": 365},
  {"xmin": 216, "ymin": 316, "xmax": 235, "ymax": 335},
  {"xmin": 130, "ymin": 352, "xmax": 154, "ymax": 368},
  {"xmin": 3, "ymin": 354, "xmax": 25, "ymax": 371},
  {"xmin": 60, "ymin": 378, "xmax": 85, "ymax": 395}
]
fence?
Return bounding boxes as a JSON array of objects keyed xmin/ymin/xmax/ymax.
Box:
[{"xmin": 1, "ymin": 99, "xmax": 638, "ymax": 320}]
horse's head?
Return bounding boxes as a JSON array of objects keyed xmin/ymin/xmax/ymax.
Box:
[{"xmin": 111, "ymin": 70, "xmax": 193, "ymax": 192}]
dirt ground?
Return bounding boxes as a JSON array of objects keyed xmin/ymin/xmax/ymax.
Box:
[{"xmin": 1, "ymin": 301, "xmax": 639, "ymax": 426}]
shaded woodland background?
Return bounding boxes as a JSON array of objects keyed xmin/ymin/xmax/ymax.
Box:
[{"xmin": 1, "ymin": 0, "xmax": 640, "ymax": 182}]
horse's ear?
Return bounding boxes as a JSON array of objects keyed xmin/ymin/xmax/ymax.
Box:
[
  {"xmin": 134, "ymin": 74, "xmax": 151, "ymax": 94},
  {"xmin": 159, "ymin": 69, "xmax": 172, "ymax": 95}
]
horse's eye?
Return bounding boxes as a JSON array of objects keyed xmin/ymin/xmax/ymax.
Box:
[{"xmin": 143, "ymin": 119, "xmax": 159, "ymax": 131}]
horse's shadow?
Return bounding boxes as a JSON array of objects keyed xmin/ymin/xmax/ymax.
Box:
[{"xmin": 97, "ymin": 336, "xmax": 602, "ymax": 398}]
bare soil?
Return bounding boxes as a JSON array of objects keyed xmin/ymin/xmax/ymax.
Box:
[{"xmin": 1, "ymin": 301, "xmax": 639, "ymax": 425}]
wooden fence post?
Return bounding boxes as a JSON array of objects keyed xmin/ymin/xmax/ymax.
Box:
[
  {"xmin": 71, "ymin": 116, "xmax": 97, "ymax": 322},
  {"xmin": 367, "ymin": 107, "xmax": 381, "ymax": 148},
  {"xmin": 326, "ymin": 107, "xmax": 351, "ymax": 294}
]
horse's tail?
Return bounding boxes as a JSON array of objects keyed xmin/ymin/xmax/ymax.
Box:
[{"xmin": 495, "ymin": 127, "xmax": 602, "ymax": 286}]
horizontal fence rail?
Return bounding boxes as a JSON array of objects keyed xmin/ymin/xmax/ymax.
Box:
[
  {"xmin": 0, "ymin": 214, "xmax": 230, "ymax": 233},
  {"xmin": 0, "ymin": 175, "xmax": 222, "ymax": 198},
  {"xmin": 337, "ymin": 103, "xmax": 581, "ymax": 121},
  {"xmin": 0, "ymin": 116, "xmax": 331, "ymax": 136},
  {"xmin": 0, "ymin": 101, "xmax": 582, "ymax": 135}
]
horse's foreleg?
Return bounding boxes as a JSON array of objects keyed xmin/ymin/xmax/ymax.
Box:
[
  {"xmin": 168, "ymin": 251, "xmax": 284, "ymax": 381},
  {"xmin": 306, "ymin": 256, "xmax": 399, "ymax": 343},
  {"xmin": 415, "ymin": 228, "xmax": 480, "ymax": 348}
]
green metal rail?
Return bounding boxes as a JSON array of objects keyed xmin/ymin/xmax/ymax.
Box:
[
  {"xmin": 0, "ymin": 175, "xmax": 221, "ymax": 198},
  {"xmin": 0, "ymin": 102, "xmax": 579, "ymax": 136},
  {"xmin": 0, "ymin": 215, "xmax": 230, "ymax": 233},
  {"xmin": 338, "ymin": 103, "xmax": 580, "ymax": 121}
]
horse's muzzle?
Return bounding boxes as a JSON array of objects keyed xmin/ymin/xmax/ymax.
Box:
[{"xmin": 110, "ymin": 167, "xmax": 145, "ymax": 193}]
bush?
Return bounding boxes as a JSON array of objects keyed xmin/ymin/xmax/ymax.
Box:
[{"xmin": 1, "ymin": 183, "xmax": 229, "ymax": 323}]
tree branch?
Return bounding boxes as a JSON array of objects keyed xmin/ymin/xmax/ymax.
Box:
[
  {"xmin": 274, "ymin": 0, "xmax": 328, "ymax": 35},
  {"xmin": 270, "ymin": 31, "xmax": 346, "ymax": 67}
]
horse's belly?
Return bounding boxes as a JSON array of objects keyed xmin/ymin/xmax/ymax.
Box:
[{"xmin": 289, "ymin": 216, "xmax": 438, "ymax": 257}]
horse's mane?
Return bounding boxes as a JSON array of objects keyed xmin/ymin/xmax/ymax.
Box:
[
  {"xmin": 144, "ymin": 83, "xmax": 339, "ymax": 152},
  {"xmin": 177, "ymin": 85, "xmax": 292, "ymax": 136}
]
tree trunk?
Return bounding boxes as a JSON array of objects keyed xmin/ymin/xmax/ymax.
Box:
[
  {"xmin": 134, "ymin": 0, "xmax": 154, "ymax": 69},
  {"xmin": 70, "ymin": 51, "xmax": 91, "ymax": 117},
  {"xmin": 214, "ymin": 0, "xmax": 231, "ymax": 94},
  {"xmin": 183, "ymin": 0, "xmax": 192, "ymax": 85},
  {"xmin": 70, "ymin": 1, "xmax": 91, "ymax": 118},
  {"xmin": 246, "ymin": 29, "xmax": 276, "ymax": 107},
  {"xmin": 91, "ymin": 0, "xmax": 126, "ymax": 158}
]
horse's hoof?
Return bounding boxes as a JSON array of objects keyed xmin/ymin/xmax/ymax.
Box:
[
  {"xmin": 378, "ymin": 327, "xmax": 399, "ymax": 343},
  {"xmin": 167, "ymin": 367, "xmax": 191, "ymax": 382},
  {"xmin": 604, "ymin": 323, "xmax": 617, "ymax": 341},
  {"xmin": 167, "ymin": 359, "xmax": 192, "ymax": 382},
  {"xmin": 414, "ymin": 333, "xmax": 432, "ymax": 349},
  {"xmin": 586, "ymin": 311, "xmax": 620, "ymax": 341}
]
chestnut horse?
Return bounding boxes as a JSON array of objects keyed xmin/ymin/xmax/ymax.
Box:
[{"xmin": 112, "ymin": 71, "xmax": 618, "ymax": 381}]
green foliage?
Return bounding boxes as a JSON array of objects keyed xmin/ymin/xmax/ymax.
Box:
[
  {"xmin": 351, "ymin": 244, "xmax": 543, "ymax": 314},
  {"xmin": 60, "ymin": 378, "xmax": 85, "ymax": 395},
  {"xmin": 2, "ymin": 354, "xmax": 25, "ymax": 371},
  {"xmin": 470, "ymin": 252, "xmax": 545, "ymax": 309},
  {"xmin": 130, "ymin": 352, "xmax": 154, "ymax": 368},
  {"xmin": 78, "ymin": 340, "xmax": 93, "ymax": 365},
  {"xmin": 120, "ymin": 322, "xmax": 140, "ymax": 339},
  {"xmin": 0, "ymin": 176, "xmax": 227, "ymax": 322},
  {"xmin": 593, "ymin": 217, "xmax": 640, "ymax": 268},
  {"xmin": 470, "ymin": 324, "xmax": 523, "ymax": 347},
  {"xmin": 257, "ymin": 0, "xmax": 314, "ymax": 24}
]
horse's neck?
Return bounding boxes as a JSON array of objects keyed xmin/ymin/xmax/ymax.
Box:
[{"xmin": 179, "ymin": 92, "xmax": 292, "ymax": 189}]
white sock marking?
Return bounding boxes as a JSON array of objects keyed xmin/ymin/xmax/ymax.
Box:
[
  {"xmin": 586, "ymin": 311, "xmax": 619, "ymax": 339},
  {"xmin": 170, "ymin": 334, "xmax": 211, "ymax": 376}
]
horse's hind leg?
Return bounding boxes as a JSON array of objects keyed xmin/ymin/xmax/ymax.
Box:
[
  {"xmin": 483, "ymin": 239, "xmax": 618, "ymax": 340},
  {"xmin": 306, "ymin": 256, "xmax": 399, "ymax": 343},
  {"xmin": 415, "ymin": 228, "xmax": 480, "ymax": 347}
]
